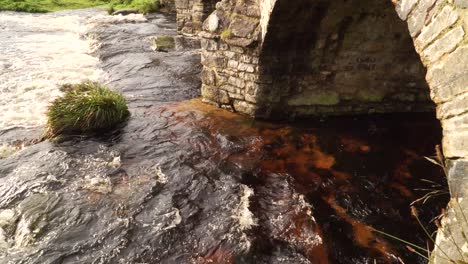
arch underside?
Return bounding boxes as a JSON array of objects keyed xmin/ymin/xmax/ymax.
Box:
[{"xmin": 256, "ymin": 0, "xmax": 434, "ymax": 118}]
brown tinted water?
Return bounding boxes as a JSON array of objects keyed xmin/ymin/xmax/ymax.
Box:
[{"xmin": 0, "ymin": 9, "xmax": 447, "ymax": 264}]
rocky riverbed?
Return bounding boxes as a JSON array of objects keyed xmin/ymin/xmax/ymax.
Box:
[{"xmin": 0, "ymin": 8, "xmax": 448, "ymax": 264}]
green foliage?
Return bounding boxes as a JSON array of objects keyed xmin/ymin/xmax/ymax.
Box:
[
  {"xmin": 0, "ymin": 0, "xmax": 160, "ymax": 14},
  {"xmin": 0, "ymin": 0, "xmax": 109, "ymax": 12},
  {"xmin": 130, "ymin": 0, "xmax": 159, "ymax": 14},
  {"xmin": 220, "ymin": 29, "xmax": 232, "ymax": 40},
  {"xmin": 107, "ymin": 4, "xmax": 114, "ymax": 14},
  {"xmin": 45, "ymin": 81, "xmax": 130, "ymax": 138}
]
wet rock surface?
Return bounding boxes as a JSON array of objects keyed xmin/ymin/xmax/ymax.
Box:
[{"xmin": 0, "ymin": 8, "xmax": 448, "ymax": 264}]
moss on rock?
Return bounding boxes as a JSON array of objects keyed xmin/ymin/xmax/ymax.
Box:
[{"xmin": 153, "ymin": 35, "xmax": 175, "ymax": 52}]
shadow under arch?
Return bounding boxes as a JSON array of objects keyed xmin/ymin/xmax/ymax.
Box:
[{"xmin": 256, "ymin": 0, "xmax": 433, "ymax": 120}]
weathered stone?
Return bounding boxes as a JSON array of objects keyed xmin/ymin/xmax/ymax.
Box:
[
  {"xmin": 422, "ymin": 26, "xmax": 465, "ymax": 63},
  {"xmin": 427, "ymin": 46, "xmax": 468, "ymax": 103},
  {"xmin": 201, "ymin": 51, "xmax": 227, "ymax": 68},
  {"xmin": 441, "ymin": 112, "xmax": 468, "ymax": 133},
  {"xmin": 203, "ymin": 13, "xmax": 219, "ymax": 32},
  {"xmin": 238, "ymin": 63, "xmax": 255, "ymax": 73},
  {"xmin": 415, "ymin": 6, "xmax": 459, "ymax": 51},
  {"xmin": 287, "ymin": 91, "xmax": 340, "ymax": 106},
  {"xmin": 447, "ymin": 159, "xmax": 468, "ymax": 196},
  {"xmin": 407, "ymin": 0, "xmax": 437, "ymax": 37},
  {"xmin": 454, "ymin": 0, "xmax": 468, "ymax": 8},
  {"xmin": 224, "ymin": 37, "xmax": 255, "ymax": 47},
  {"xmin": 408, "ymin": 11, "xmax": 426, "ymax": 37},
  {"xmin": 201, "ymin": 84, "xmax": 229, "ymax": 104},
  {"xmin": 234, "ymin": 4, "xmax": 261, "ymax": 18},
  {"xmin": 200, "ymin": 38, "xmax": 218, "ymax": 51},
  {"xmin": 227, "ymin": 76, "xmax": 245, "ymax": 88},
  {"xmin": 227, "ymin": 59, "xmax": 239, "ymax": 69},
  {"xmin": 233, "ymin": 100, "xmax": 256, "ymax": 115},
  {"xmin": 432, "ymin": 196, "xmax": 468, "ymax": 263},
  {"xmin": 229, "ymin": 16, "xmax": 259, "ymax": 38},
  {"xmin": 112, "ymin": 9, "xmax": 139, "ymax": 16},
  {"xmin": 443, "ymin": 131, "xmax": 468, "ymax": 158},
  {"xmin": 201, "ymin": 68, "xmax": 217, "ymax": 86},
  {"xmin": 437, "ymin": 94, "xmax": 468, "ymax": 120},
  {"xmin": 228, "ymin": 91, "xmax": 244, "ymax": 100},
  {"xmin": 395, "ymin": 0, "xmax": 419, "ymax": 20}
]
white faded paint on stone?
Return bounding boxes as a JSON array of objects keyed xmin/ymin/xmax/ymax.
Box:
[
  {"xmin": 205, "ymin": 13, "xmax": 219, "ymax": 32},
  {"xmin": 415, "ymin": 6, "xmax": 459, "ymax": 51},
  {"xmin": 396, "ymin": 0, "xmax": 419, "ymax": 20},
  {"xmin": 260, "ymin": 0, "xmax": 277, "ymax": 41},
  {"xmin": 422, "ymin": 26, "xmax": 465, "ymax": 63},
  {"xmin": 407, "ymin": 0, "xmax": 438, "ymax": 37}
]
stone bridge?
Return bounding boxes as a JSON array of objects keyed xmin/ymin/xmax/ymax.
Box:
[{"xmin": 173, "ymin": 0, "xmax": 467, "ymax": 199}]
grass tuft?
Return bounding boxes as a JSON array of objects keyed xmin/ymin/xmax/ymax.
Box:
[{"xmin": 45, "ymin": 81, "xmax": 130, "ymax": 138}]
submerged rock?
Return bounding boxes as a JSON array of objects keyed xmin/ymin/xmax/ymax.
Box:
[{"xmin": 112, "ymin": 9, "xmax": 139, "ymax": 16}]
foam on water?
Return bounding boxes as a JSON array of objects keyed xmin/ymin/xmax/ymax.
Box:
[{"xmin": 0, "ymin": 11, "xmax": 105, "ymax": 131}]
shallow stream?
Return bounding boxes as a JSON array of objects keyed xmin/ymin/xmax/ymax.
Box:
[{"xmin": 0, "ymin": 8, "xmax": 447, "ymax": 264}]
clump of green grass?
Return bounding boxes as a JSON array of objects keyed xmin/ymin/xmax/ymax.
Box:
[
  {"xmin": 108, "ymin": 0, "xmax": 159, "ymax": 14},
  {"xmin": 45, "ymin": 81, "xmax": 130, "ymax": 138},
  {"xmin": 220, "ymin": 29, "xmax": 232, "ymax": 40}
]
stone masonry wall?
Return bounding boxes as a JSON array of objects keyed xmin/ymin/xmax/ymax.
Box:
[
  {"xmin": 256, "ymin": 0, "xmax": 433, "ymax": 118},
  {"xmin": 175, "ymin": 0, "xmax": 218, "ymax": 35},
  {"xmin": 194, "ymin": 0, "xmax": 468, "ymax": 261},
  {"xmin": 391, "ymin": 0, "xmax": 468, "ymax": 262},
  {"xmin": 199, "ymin": 0, "xmax": 262, "ymax": 115}
]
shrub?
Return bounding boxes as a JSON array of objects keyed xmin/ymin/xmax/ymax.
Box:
[
  {"xmin": 45, "ymin": 81, "xmax": 130, "ymax": 138},
  {"xmin": 132, "ymin": 0, "xmax": 159, "ymax": 14},
  {"xmin": 107, "ymin": 4, "xmax": 115, "ymax": 14}
]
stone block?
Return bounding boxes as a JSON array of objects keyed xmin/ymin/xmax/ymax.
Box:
[
  {"xmin": 454, "ymin": 0, "xmax": 468, "ymax": 8},
  {"xmin": 200, "ymin": 38, "xmax": 218, "ymax": 51},
  {"xmin": 407, "ymin": 2, "xmax": 429, "ymax": 37},
  {"xmin": 415, "ymin": 6, "xmax": 459, "ymax": 51},
  {"xmin": 287, "ymin": 90, "xmax": 340, "ymax": 106},
  {"xmin": 228, "ymin": 92, "xmax": 244, "ymax": 100},
  {"xmin": 437, "ymin": 93, "xmax": 468, "ymax": 120},
  {"xmin": 201, "ymin": 51, "xmax": 227, "ymax": 68},
  {"xmin": 201, "ymin": 68, "xmax": 216, "ymax": 86},
  {"xmin": 233, "ymin": 100, "xmax": 256, "ymax": 115},
  {"xmin": 427, "ymin": 46, "xmax": 468, "ymax": 104},
  {"xmin": 203, "ymin": 13, "xmax": 219, "ymax": 32},
  {"xmin": 396, "ymin": 0, "xmax": 418, "ymax": 20},
  {"xmin": 238, "ymin": 63, "xmax": 255, "ymax": 73},
  {"xmin": 441, "ymin": 112, "xmax": 468, "ymax": 132},
  {"xmin": 229, "ymin": 16, "xmax": 259, "ymax": 38},
  {"xmin": 422, "ymin": 26, "xmax": 465, "ymax": 63},
  {"xmin": 228, "ymin": 76, "xmax": 245, "ymax": 88},
  {"xmin": 446, "ymin": 159, "xmax": 468, "ymax": 196},
  {"xmin": 201, "ymin": 84, "xmax": 229, "ymax": 104},
  {"xmin": 443, "ymin": 131, "xmax": 468, "ymax": 159},
  {"xmin": 227, "ymin": 59, "xmax": 239, "ymax": 69}
]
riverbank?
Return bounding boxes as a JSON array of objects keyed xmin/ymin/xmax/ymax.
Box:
[{"xmin": 0, "ymin": 0, "xmax": 159, "ymax": 13}]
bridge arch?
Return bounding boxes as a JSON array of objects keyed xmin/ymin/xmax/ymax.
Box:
[
  {"xmin": 255, "ymin": 0, "xmax": 432, "ymax": 118},
  {"xmin": 196, "ymin": 0, "xmax": 467, "ymax": 190}
]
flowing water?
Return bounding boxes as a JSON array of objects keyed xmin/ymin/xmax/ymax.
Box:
[{"xmin": 0, "ymin": 8, "xmax": 447, "ymax": 264}]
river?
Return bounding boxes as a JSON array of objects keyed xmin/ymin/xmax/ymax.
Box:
[{"xmin": 0, "ymin": 8, "xmax": 447, "ymax": 264}]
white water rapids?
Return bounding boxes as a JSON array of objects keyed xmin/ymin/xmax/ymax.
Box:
[{"xmin": 0, "ymin": 10, "xmax": 105, "ymax": 131}]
